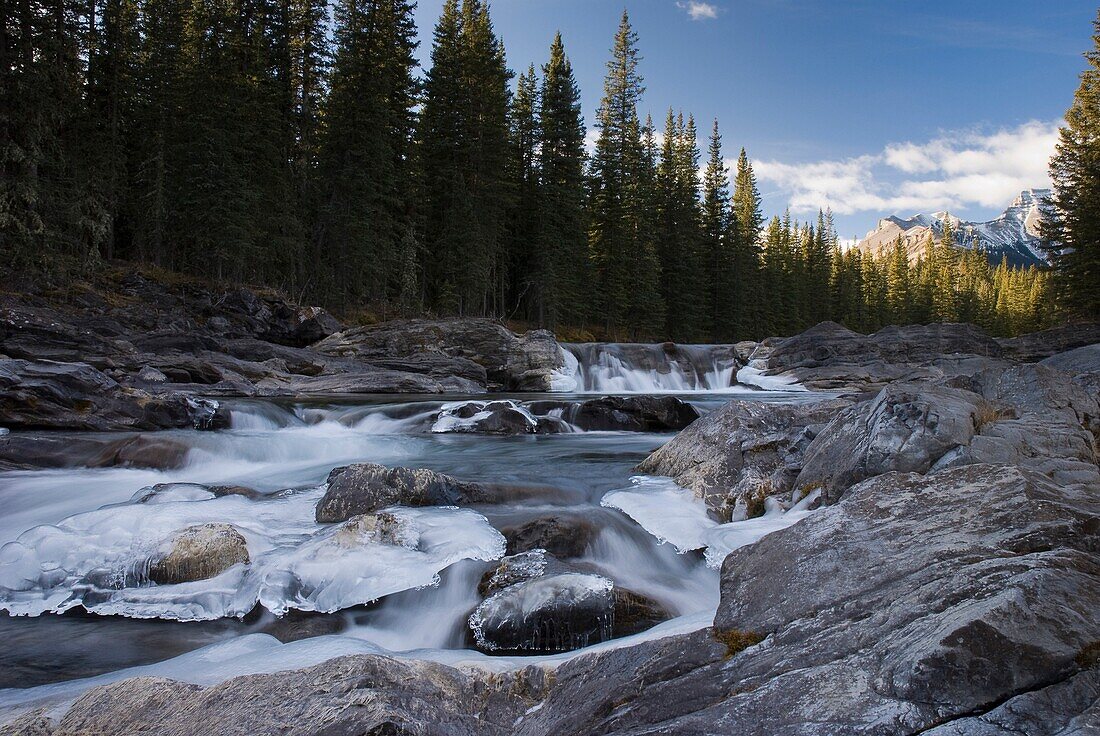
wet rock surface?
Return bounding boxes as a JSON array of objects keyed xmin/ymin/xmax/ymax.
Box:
[
  {"xmin": 315, "ymin": 463, "xmax": 491, "ymax": 523},
  {"xmin": 501, "ymin": 515, "xmax": 598, "ymax": 559},
  {"xmin": 469, "ymin": 551, "xmax": 670, "ymax": 654}
]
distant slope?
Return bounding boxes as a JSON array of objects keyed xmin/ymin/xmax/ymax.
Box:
[{"xmin": 856, "ymin": 189, "xmax": 1052, "ymax": 267}]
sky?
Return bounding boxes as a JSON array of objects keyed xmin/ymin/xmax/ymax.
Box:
[{"xmin": 411, "ymin": 0, "xmax": 1097, "ymax": 239}]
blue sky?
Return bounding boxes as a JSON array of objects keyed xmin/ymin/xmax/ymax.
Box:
[{"xmin": 412, "ymin": 1, "xmax": 1096, "ymax": 238}]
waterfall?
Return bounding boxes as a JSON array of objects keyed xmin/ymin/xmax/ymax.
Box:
[{"xmin": 554, "ymin": 343, "xmax": 741, "ymax": 393}]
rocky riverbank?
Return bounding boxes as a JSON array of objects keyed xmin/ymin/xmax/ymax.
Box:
[
  {"xmin": 1, "ymin": 270, "xmax": 1099, "ymax": 734},
  {"xmin": 0, "ymin": 269, "xmax": 566, "ymax": 434}
]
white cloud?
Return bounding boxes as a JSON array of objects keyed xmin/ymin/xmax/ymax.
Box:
[
  {"xmin": 753, "ymin": 120, "xmax": 1060, "ymax": 223},
  {"xmin": 677, "ymin": 1, "xmax": 719, "ymax": 21}
]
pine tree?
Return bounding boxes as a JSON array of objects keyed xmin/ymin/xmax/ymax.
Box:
[
  {"xmin": 655, "ymin": 110, "xmax": 704, "ymax": 340},
  {"xmin": 506, "ymin": 64, "xmax": 540, "ymax": 319},
  {"xmin": 886, "ymin": 236, "xmax": 911, "ymax": 323},
  {"xmin": 1045, "ymin": 8, "xmax": 1100, "ymax": 319},
  {"xmin": 588, "ymin": 10, "xmax": 663, "ymax": 337},
  {"xmin": 83, "ymin": 0, "xmax": 141, "ymax": 260},
  {"xmin": 535, "ymin": 31, "xmax": 588, "ymax": 327},
  {"xmin": 730, "ymin": 147, "xmax": 764, "ymax": 336},
  {"xmin": 317, "ymin": 0, "xmax": 418, "ymax": 306},
  {"xmin": 418, "ymin": 0, "xmax": 511, "ymax": 315},
  {"xmin": 701, "ymin": 119, "xmax": 734, "ymax": 340}
]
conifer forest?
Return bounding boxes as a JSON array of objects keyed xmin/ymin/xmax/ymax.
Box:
[{"xmin": 3, "ymin": 0, "xmax": 1094, "ymax": 339}]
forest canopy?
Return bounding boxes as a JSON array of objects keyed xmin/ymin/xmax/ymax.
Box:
[{"xmin": 2, "ymin": 0, "xmax": 1088, "ymax": 339}]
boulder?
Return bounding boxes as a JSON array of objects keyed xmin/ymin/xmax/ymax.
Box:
[
  {"xmin": 313, "ymin": 319, "xmax": 564, "ymax": 391},
  {"xmin": 22, "ymin": 656, "xmax": 540, "ymax": 736},
  {"xmin": 637, "ymin": 398, "xmax": 850, "ymax": 520},
  {"xmin": 332, "ymin": 512, "xmax": 419, "ymax": 549},
  {"xmin": 257, "ymin": 369, "xmax": 449, "ymax": 396},
  {"xmin": 760, "ymin": 321, "xmax": 1010, "ymax": 391},
  {"xmin": 1039, "ymin": 342, "xmax": 1100, "ymax": 376},
  {"xmin": 795, "ymin": 383, "xmax": 990, "ymax": 502},
  {"xmin": 262, "ymin": 305, "xmax": 342, "ymax": 348},
  {"xmin": 469, "ymin": 551, "xmax": 669, "ymax": 654},
  {"xmin": 559, "ymin": 395, "xmax": 700, "ymax": 432},
  {"xmin": 512, "ymin": 464, "xmax": 1100, "ymax": 735},
  {"xmin": 136, "ymin": 366, "xmax": 168, "ymax": 383},
  {"xmin": 501, "ymin": 515, "xmax": 599, "ymax": 559},
  {"xmin": 147, "ymin": 524, "xmax": 250, "ymax": 585},
  {"xmin": 89, "ymin": 435, "xmax": 191, "ymax": 470},
  {"xmin": 0, "ymin": 359, "xmax": 220, "ymax": 431},
  {"xmin": 432, "ymin": 400, "xmax": 546, "ymax": 435},
  {"xmin": 315, "ymin": 463, "xmax": 490, "ymax": 523}
]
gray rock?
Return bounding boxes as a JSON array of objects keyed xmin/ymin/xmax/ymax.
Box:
[
  {"xmin": 32, "ymin": 656, "xmax": 539, "ymax": 736},
  {"xmin": 1041, "ymin": 342, "xmax": 1100, "ymax": 375},
  {"xmin": 88, "ymin": 435, "xmax": 192, "ymax": 470},
  {"xmin": 432, "ymin": 400, "xmax": 546, "ymax": 435},
  {"xmin": 795, "ymin": 383, "xmax": 990, "ymax": 502},
  {"xmin": 147, "ymin": 524, "xmax": 250, "ymax": 585},
  {"xmin": 707, "ymin": 464, "xmax": 1100, "ymax": 734},
  {"xmin": 761, "ymin": 321, "xmax": 1011, "ymax": 391},
  {"xmin": 313, "ymin": 319, "xmax": 564, "ymax": 391},
  {"xmin": 0, "ymin": 359, "xmax": 215, "ymax": 431},
  {"xmin": 921, "ymin": 668, "xmax": 1100, "ymax": 735},
  {"xmin": 315, "ymin": 463, "xmax": 491, "ymax": 523},
  {"xmin": 258, "ymin": 370, "xmax": 450, "ymax": 395},
  {"xmin": 514, "ymin": 464, "xmax": 1100, "ymax": 735},
  {"xmin": 997, "ymin": 322, "xmax": 1100, "ymax": 362},
  {"xmin": 136, "ymin": 365, "xmax": 168, "ymax": 383},
  {"xmin": 637, "ymin": 398, "xmax": 850, "ymax": 520},
  {"xmin": 502, "ymin": 515, "xmax": 599, "ymax": 559},
  {"xmin": 556, "ymin": 395, "xmax": 700, "ymax": 433},
  {"xmin": 470, "ymin": 551, "xmax": 669, "ymax": 654}
]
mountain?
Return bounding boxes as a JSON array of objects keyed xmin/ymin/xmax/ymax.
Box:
[{"xmin": 855, "ymin": 189, "xmax": 1052, "ymax": 267}]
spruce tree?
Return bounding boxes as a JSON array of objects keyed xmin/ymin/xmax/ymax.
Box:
[
  {"xmin": 1045, "ymin": 8, "xmax": 1100, "ymax": 319},
  {"xmin": 318, "ymin": 0, "xmax": 418, "ymax": 306},
  {"xmin": 418, "ymin": 0, "xmax": 511, "ymax": 315},
  {"xmin": 535, "ymin": 32, "xmax": 588, "ymax": 327},
  {"xmin": 83, "ymin": 0, "xmax": 142, "ymax": 260},
  {"xmin": 655, "ymin": 109, "xmax": 705, "ymax": 340},
  {"xmin": 506, "ymin": 64, "xmax": 540, "ymax": 319},
  {"xmin": 701, "ymin": 119, "xmax": 734, "ymax": 340},
  {"xmin": 588, "ymin": 10, "xmax": 663, "ymax": 337},
  {"xmin": 730, "ymin": 148, "xmax": 764, "ymax": 336}
]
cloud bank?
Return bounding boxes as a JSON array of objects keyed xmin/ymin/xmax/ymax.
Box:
[{"xmin": 753, "ymin": 120, "xmax": 1059, "ymax": 220}]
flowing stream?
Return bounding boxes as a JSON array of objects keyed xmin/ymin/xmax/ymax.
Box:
[{"xmin": 0, "ymin": 347, "xmax": 821, "ymax": 714}]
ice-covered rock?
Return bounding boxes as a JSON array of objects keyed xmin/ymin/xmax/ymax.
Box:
[
  {"xmin": 431, "ymin": 400, "xmax": 546, "ymax": 435},
  {"xmin": 147, "ymin": 523, "xmax": 250, "ymax": 585},
  {"xmin": 601, "ymin": 476, "xmax": 820, "ymax": 569},
  {"xmin": 0, "ymin": 488, "xmax": 506, "ymax": 620}
]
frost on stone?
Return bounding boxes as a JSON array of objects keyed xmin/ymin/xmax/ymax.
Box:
[
  {"xmin": 0, "ymin": 486, "xmax": 506, "ymax": 621},
  {"xmin": 430, "ymin": 399, "xmax": 541, "ymax": 434},
  {"xmin": 469, "ymin": 572, "xmax": 615, "ymax": 653},
  {"xmin": 603, "ymin": 477, "xmax": 820, "ymax": 569}
]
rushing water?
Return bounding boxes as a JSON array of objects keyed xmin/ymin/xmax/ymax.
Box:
[{"xmin": 0, "ymin": 379, "xmax": 818, "ymax": 708}]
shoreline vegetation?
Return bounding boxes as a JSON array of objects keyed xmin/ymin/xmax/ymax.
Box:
[{"xmin": 7, "ymin": 2, "xmax": 1096, "ymax": 342}]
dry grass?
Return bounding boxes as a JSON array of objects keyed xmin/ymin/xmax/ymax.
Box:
[{"xmin": 713, "ymin": 629, "xmax": 765, "ymax": 659}]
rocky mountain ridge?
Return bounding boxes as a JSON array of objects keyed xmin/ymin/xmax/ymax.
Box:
[{"xmin": 856, "ymin": 189, "xmax": 1052, "ymax": 267}]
